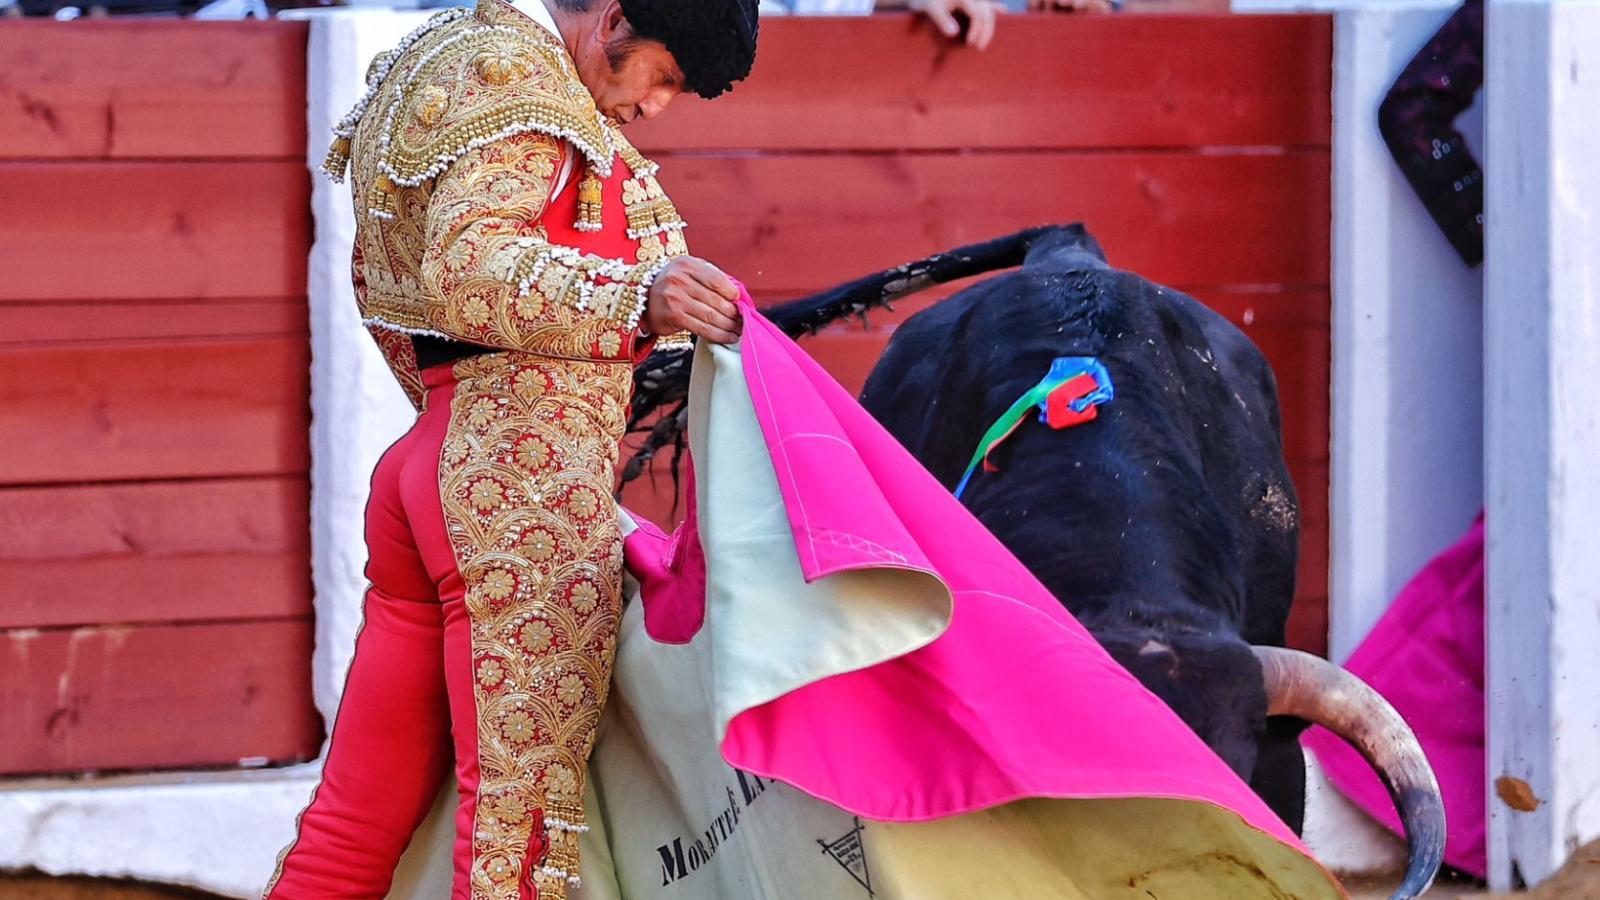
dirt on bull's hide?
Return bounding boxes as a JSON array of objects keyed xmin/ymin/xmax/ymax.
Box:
[{"xmin": 1482, "ymin": 838, "xmax": 1600, "ymax": 900}]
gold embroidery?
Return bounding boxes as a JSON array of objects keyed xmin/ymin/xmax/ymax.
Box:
[
  {"xmin": 439, "ymin": 352, "xmax": 631, "ymax": 900},
  {"xmin": 474, "ymin": 45, "xmax": 534, "ymax": 86},
  {"xmin": 411, "ymin": 129, "xmax": 652, "ymax": 358},
  {"xmin": 413, "ymin": 85, "xmax": 452, "ymax": 127},
  {"xmin": 343, "ymin": 0, "xmax": 616, "ymax": 192},
  {"xmin": 617, "ymin": 139, "xmax": 687, "ymax": 245},
  {"xmin": 576, "ymin": 163, "xmax": 605, "ymax": 232}
]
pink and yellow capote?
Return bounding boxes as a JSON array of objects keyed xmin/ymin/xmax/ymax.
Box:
[{"xmin": 532, "ymin": 293, "xmax": 1349, "ymax": 898}]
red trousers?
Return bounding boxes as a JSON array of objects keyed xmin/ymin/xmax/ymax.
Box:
[{"xmin": 265, "ymin": 353, "xmax": 632, "ymax": 900}]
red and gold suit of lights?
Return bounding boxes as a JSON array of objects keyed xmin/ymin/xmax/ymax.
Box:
[{"xmin": 265, "ymin": 2, "xmax": 688, "ymax": 897}]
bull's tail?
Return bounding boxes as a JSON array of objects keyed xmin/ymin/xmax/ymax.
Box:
[
  {"xmin": 623, "ymin": 224, "xmax": 1084, "ymax": 491},
  {"xmin": 761, "ymin": 224, "xmax": 1071, "ymax": 336}
]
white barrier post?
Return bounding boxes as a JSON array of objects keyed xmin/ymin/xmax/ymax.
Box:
[
  {"xmin": 1484, "ymin": 0, "xmax": 1600, "ymax": 888},
  {"xmin": 1329, "ymin": 1, "xmax": 1485, "ymax": 664}
]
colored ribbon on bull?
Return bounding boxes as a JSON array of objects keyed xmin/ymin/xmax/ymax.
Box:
[{"xmin": 952, "ymin": 356, "xmax": 1114, "ymax": 501}]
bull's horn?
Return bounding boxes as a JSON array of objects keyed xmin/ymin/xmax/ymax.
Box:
[{"xmin": 1251, "ymin": 645, "xmax": 1446, "ymax": 900}]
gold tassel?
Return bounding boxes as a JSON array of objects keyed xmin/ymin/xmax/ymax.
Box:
[
  {"xmin": 534, "ymin": 799, "xmax": 587, "ymax": 900},
  {"xmin": 367, "ymin": 171, "xmax": 399, "ymax": 218},
  {"xmin": 321, "ymin": 135, "xmax": 352, "ymax": 181},
  {"xmin": 576, "ymin": 164, "xmax": 604, "ymax": 232}
]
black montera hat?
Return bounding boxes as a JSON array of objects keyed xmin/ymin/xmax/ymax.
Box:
[{"xmin": 619, "ymin": 0, "xmax": 759, "ymax": 99}]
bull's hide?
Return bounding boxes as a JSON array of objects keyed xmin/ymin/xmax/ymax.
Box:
[{"xmin": 388, "ymin": 301, "xmax": 1344, "ymax": 899}]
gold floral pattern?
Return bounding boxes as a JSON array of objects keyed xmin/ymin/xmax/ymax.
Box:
[
  {"xmin": 439, "ymin": 353, "xmax": 630, "ymax": 900},
  {"xmin": 370, "ymin": 325, "xmax": 428, "ymax": 409},
  {"xmin": 360, "ymin": 0, "xmax": 616, "ymax": 194},
  {"xmin": 413, "ymin": 84, "xmax": 452, "ymax": 126},
  {"xmin": 474, "ymin": 45, "xmax": 533, "ymax": 86}
]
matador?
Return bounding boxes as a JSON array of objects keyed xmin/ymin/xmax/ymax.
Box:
[{"xmin": 264, "ymin": 0, "xmax": 756, "ymax": 896}]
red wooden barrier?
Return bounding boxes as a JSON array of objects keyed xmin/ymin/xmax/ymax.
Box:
[
  {"xmin": 0, "ymin": 20, "xmax": 320, "ymax": 776},
  {"xmin": 625, "ymin": 14, "xmax": 1334, "ymax": 653}
]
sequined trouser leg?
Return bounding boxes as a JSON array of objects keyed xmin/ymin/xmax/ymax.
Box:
[{"xmin": 264, "ymin": 352, "xmax": 630, "ymax": 900}]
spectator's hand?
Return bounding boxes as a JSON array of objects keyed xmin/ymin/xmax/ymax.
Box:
[
  {"xmin": 909, "ymin": 0, "xmax": 1003, "ymax": 50},
  {"xmin": 1027, "ymin": 0, "xmax": 1116, "ymax": 13},
  {"xmin": 643, "ymin": 256, "xmax": 743, "ymax": 344}
]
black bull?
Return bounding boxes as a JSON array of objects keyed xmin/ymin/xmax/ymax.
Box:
[{"xmin": 623, "ymin": 224, "xmax": 1445, "ymax": 900}]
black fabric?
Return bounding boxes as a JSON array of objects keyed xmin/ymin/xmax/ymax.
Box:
[
  {"xmin": 621, "ymin": 0, "xmax": 758, "ymax": 98},
  {"xmin": 413, "ymin": 334, "xmax": 494, "ymax": 370},
  {"xmin": 1377, "ymin": 0, "xmax": 1484, "ymax": 267}
]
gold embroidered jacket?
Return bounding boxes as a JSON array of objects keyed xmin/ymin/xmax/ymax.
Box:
[{"xmin": 328, "ymin": 0, "xmax": 689, "ymax": 408}]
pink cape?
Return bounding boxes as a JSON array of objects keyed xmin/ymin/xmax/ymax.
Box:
[
  {"xmin": 1305, "ymin": 515, "xmax": 1486, "ymax": 878},
  {"xmin": 623, "ymin": 293, "xmax": 1344, "ymax": 895}
]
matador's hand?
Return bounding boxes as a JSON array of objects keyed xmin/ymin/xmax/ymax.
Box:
[{"xmin": 644, "ymin": 256, "xmax": 743, "ymax": 344}]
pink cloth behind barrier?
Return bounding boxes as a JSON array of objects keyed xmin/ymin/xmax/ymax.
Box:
[{"xmin": 1305, "ymin": 515, "xmax": 1486, "ymax": 877}]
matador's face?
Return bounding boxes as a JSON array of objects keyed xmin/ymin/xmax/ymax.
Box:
[{"xmin": 569, "ymin": 3, "xmax": 688, "ymax": 126}]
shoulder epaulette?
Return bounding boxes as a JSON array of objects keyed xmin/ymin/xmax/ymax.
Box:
[{"xmin": 325, "ymin": 3, "xmax": 616, "ymax": 216}]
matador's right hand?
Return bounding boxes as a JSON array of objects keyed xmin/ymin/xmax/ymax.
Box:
[{"xmin": 644, "ymin": 256, "xmax": 744, "ymax": 345}]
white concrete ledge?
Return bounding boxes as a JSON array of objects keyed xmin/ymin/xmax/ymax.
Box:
[
  {"xmin": 1303, "ymin": 751, "xmax": 1408, "ymax": 876},
  {"xmin": 0, "ymin": 765, "xmax": 319, "ymax": 897}
]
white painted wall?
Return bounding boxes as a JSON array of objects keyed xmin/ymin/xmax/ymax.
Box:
[
  {"xmin": 1483, "ymin": 0, "xmax": 1600, "ymax": 889},
  {"xmin": 1327, "ymin": 1, "xmax": 1487, "ymax": 665},
  {"xmin": 297, "ymin": 6, "xmax": 433, "ymax": 736}
]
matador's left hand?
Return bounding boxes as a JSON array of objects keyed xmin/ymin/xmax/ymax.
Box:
[{"xmin": 644, "ymin": 256, "xmax": 744, "ymax": 344}]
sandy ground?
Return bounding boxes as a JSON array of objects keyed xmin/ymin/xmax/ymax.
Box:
[
  {"xmin": 6, "ymin": 841, "xmax": 1600, "ymax": 900},
  {"xmin": 0, "ymin": 878, "xmax": 218, "ymax": 899},
  {"xmin": 1342, "ymin": 838, "xmax": 1600, "ymax": 900}
]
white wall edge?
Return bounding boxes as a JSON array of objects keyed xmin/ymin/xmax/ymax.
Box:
[
  {"xmin": 1302, "ymin": 752, "xmax": 1409, "ymax": 875},
  {"xmin": 1329, "ymin": 1, "xmax": 1485, "ymax": 663},
  {"xmin": 0, "ymin": 766, "xmax": 320, "ymax": 897},
  {"xmin": 1483, "ymin": 0, "xmax": 1600, "ymax": 888}
]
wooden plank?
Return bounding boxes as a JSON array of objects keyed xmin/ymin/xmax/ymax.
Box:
[
  {"xmin": 1285, "ymin": 595, "xmax": 1328, "ymax": 656},
  {"xmin": 0, "ymin": 298, "xmax": 307, "ymax": 345},
  {"xmin": 0, "ymin": 620, "xmax": 322, "ymax": 775},
  {"xmin": 0, "ymin": 21, "xmax": 307, "ymax": 160},
  {"xmin": 1288, "ymin": 458, "xmax": 1329, "ymax": 656},
  {"xmin": 667, "ymin": 151, "xmax": 1331, "ymax": 294},
  {"xmin": 1198, "ymin": 289, "xmax": 1330, "ymax": 466},
  {"xmin": 0, "ymin": 337, "xmax": 311, "ymax": 485},
  {"xmin": 631, "ymin": 15, "xmax": 1331, "ymax": 152},
  {"xmin": 0, "ymin": 161, "xmax": 310, "ymax": 302},
  {"xmin": 0, "ymin": 477, "xmax": 311, "ymax": 629}
]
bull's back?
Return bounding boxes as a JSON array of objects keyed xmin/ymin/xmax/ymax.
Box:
[{"xmin": 861, "ymin": 259, "xmax": 1298, "ymax": 641}]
